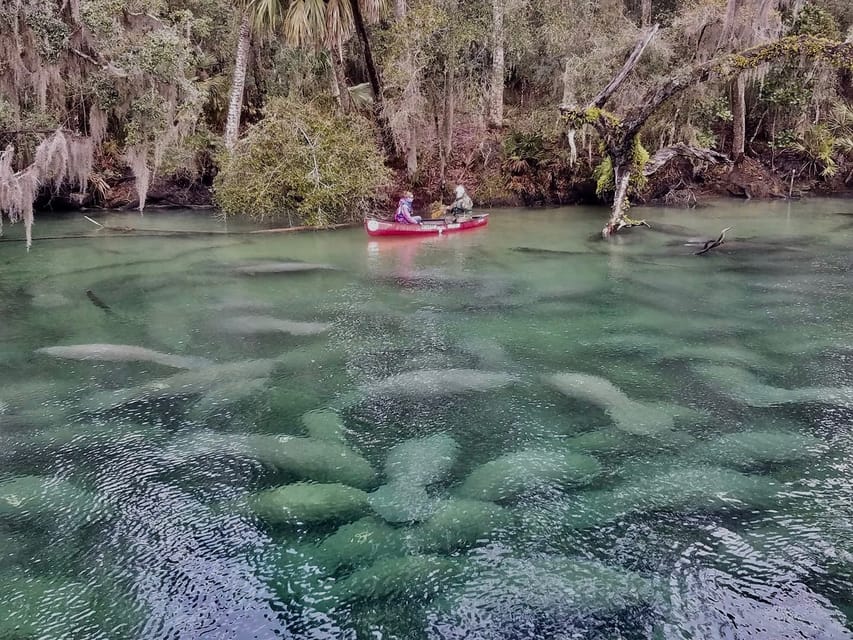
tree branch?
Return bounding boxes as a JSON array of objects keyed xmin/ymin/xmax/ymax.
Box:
[
  {"xmin": 643, "ymin": 143, "xmax": 732, "ymax": 176},
  {"xmin": 581, "ymin": 24, "xmax": 659, "ymax": 110}
]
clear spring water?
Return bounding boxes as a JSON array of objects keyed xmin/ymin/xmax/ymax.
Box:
[{"xmin": 0, "ymin": 201, "xmax": 851, "ymax": 639}]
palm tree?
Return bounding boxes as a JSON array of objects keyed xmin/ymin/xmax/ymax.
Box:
[
  {"xmin": 224, "ymin": 10, "xmax": 252, "ymax": 151},
  {"xmin": 224, "ymin": 0, "xmax": 290, "ymax": 151},
  {"xmin": 225, "ymin": 0, "xmax": 394, "ymax": 154}
]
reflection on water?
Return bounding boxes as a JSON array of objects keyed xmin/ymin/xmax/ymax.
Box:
[{"xmin": 1, "ymin": 202, "xmax": 852, "ymax": 639}]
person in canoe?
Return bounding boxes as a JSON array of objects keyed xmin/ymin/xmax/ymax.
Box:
[
  {"xmin": 394, "ymin": 190, "xmax": 422, "ymax": 225},
  {"xmin": 445, "ymin": 184, "xmax": 473, "ymax": 221}
]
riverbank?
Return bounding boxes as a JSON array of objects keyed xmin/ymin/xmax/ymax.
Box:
[{"xmin": 33, "ymin": 144, "xmax": 853, "ymax": 218}]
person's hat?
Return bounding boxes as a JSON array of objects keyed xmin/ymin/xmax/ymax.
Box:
[
  {"xmin": 403, "ymin": 190, "xmax": 414, "ymax": 198},
  {"xmin": 454, "ymin": 185, "xmax": 465, "ymax": 197}
]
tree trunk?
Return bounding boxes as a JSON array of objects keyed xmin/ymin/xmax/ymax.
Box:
[
  {"xmin": 406, "ymin": 127, "xmax": 418, "ymax": 178},
  {"xmin": 641, "ymin": 0, "xmax": 652, "ymax": 26},
  {"xmin": 604, "ymin": 159, "xmax": 632, "ymax": 237},
  {"xmin": 488, "ymin": 0, "xmax": 505, "ymax": 129},
  {"xmin": 348, "ymin": 0, "xmax": 396, "ymax": 157},
  {"xmin": 730, "ymin": 74, "xmax": 746, "ymax": 161},
  {"xmin": 225, "ymin": 12, "xmax": 251, "ymax": 151},
  {"xmin": 443, "ymin": 65, "xmax": 455, "ymax": 164},
  {"xmin": 394, "ymin": 0, "xmax": 406, "ymax": 19},
  {"xmin": 329, "ymin": 46, "xmax": 353, "ymax": 113}
]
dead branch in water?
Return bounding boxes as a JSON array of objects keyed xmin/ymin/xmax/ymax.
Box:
[{"xmin": 694, "ymin": 227, "xmax": 732, "ymax": 255}]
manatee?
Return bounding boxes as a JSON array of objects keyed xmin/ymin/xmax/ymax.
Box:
[
  {"xmin": 361, "ymin": 369, "xmax": 518, "ymax": 400},
  {"xmin": 368, "ymin": 482, "xmax": 439, "ymax": 523},
  {"xmin": 607, "ymin": 465, "xmax": 780, "ymax": 515},
  {"xmin": 0, "ymin": 574, "xmax": 102, "ymax": 639},
  {"xmin": 8, "ymin": 421, "xmax": 163, "ymax": 454},
  {"xmin": 411, "ymin": 498, "xmax": 512, "ymax": 553},
  {"xmin": 83, "ymin": 358, "xmax": 279, "ymax": 411},
  {"xmin": 187, "ymin": 377, "xmax": 270, "ymax": 420},
  {"xmin": 0, "ymin": 475, "xmax": 105, "ymax": 525},
  {"xmin": 457, "ymin": 448, "xmax": 601, "ymax": 503},
  {"xmin": 234, "ymin": 261, "xmax": 336, "ymax": 274},
  {"xmin": 700, "ymin": 430, "xmax": 826, "ymax": 469},
  {"xmin": 167, "ymin": 432, "xmax": 376, "ymax": 489},
  {"xmin": 384, "ymin": 432, "xmax": 460, "ymax": 486},
  {"xmin": 696, "ymin": 364, "xmax": 853, "ymax": 408},
  {"xmin": 328, "ymin": 554, "xmax": 465, "ymax": 603},
  {"xmin": 314, "ymin": 517, "xmax": 408, "ymax": 570},
  {"xmin": 246, "ymin": 482, "xmax": 371, "ymax": 525},
  {"xmin": 436, "ymin": 554, "xmax": 653, "ymax": 623},
  {"xmin": 546, "ymin": 371, "xmax": 682, "ymax": 435},
  {"xmin": 217, "ymin": 315, "xmax": 330, "ymax": 336},
  {"xmin": 36, "ymin": 343, "xmax": 212, "ymax": 369},
  {"xmin": 302, "ymin": 410, "xmax": 346, "ymax": 442}
]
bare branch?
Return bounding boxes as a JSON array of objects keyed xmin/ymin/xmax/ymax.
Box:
[
  {"xmin": 643, "ymin": 143, "xmax": 732, "ymax": 176},
  {"xmin": 589, "ymin": 24, "xmax": 659, "ymax": 109}
]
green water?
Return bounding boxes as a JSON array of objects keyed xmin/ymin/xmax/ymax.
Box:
[{"xmin": 1, "ymin": 201, "xmax": 852, "ymax": 639}]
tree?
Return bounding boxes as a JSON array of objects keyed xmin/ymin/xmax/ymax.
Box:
[
  {"xmin": 489, "ymin": 0, "xmax": 506, "ymax": 129},
  {"xmin": 225, "ymin": 12, "xmax": 254, "ymax": 151},
  {"xmin": 715, "ymin": 0, "xmax": 783, "ymax": 161},
  {"xmin": 561, "ymin": 33, "xmax": 853, "ymax": 237},
  {"xmin": 347, "ymin": 0, "xmax": 397, "ymax": 156}
]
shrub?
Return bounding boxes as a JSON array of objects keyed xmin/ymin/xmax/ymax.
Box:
[{"xmin": 214, "ymin": 98, "xmax": 390, "ymax": 225}]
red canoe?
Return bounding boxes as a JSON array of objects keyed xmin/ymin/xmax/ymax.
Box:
[{"xmin": 364, "ymin": 214, "xmax": 489, "ymax": 237}]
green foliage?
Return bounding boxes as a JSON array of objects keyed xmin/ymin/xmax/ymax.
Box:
[
  {"xmin": 792, "ymin": 4, "xmax": 842, "ymax": 39},
  {"xmin": 124, "ymin": 91, "xmax": 168, "ymax": 145},
  {"xmin": 793, "ymin": 123, "xmax": 840, "ymax": 177},
  {"xmin": 631, "ymin": 136, "xmax": 650, "ymax": 191},
  {"xmin": 592, "ymin": 137, "xmax": 648, "ymax": 198},
  {"xmin": 593, "ymin": 155, "xmax": 614, "ymax": 196},
  {"xmin": 502, "ymin": 131, "xmax": 546, "ymax": 173},
  {"xmin": 696, "ymin": 97, "xmax": 733, "ymax": 124},
  {"xmin": 80, "ymin": 0, "xmax": 126, "ymax": 39},
  {"xmin": 24, "ymin": 5, "xmax": 70, "ymax": 63},
  {"xmin": 214, "ymin": 98, "xmax": 390, "ymax": 225},
  {"xmin": 770, "ymin": 129, "xmax": 800, "ymax": 149},
  {"xmin": 158, "ymin": 126, "xmax": 223, "ymax": 182}
]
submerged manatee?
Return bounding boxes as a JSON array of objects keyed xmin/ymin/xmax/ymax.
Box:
[
  {"xmin": 167, "ymin": 431, "xmax": 376, "ymax": 489},
  {"xmin": 360, "ymin": 369, "xmax": 518, "ymax": 400},
  {"xmin": 428, "ymin": 554, "xmax": 654, "ymax": 639},
  {"xmin": 700, "ymin": 430, "xmax": 826, "ymax": 470},
  {"xmin": 302, "ymin": 410, "xmax": 347, "ymax": 442},
  {"xmin": 0, "ymin": 574, "xmax": 103, "ymax": 640},
  {"xmin": 368, "ymin": 482, "xmax": 438, "ymax": 523},
  {"xmin": 546, "ymin": 371, "xmax": 684, "ymax": 435},
  {"xmin": 384, "ymin": 432, "xmax": 460, "ymax": 486},
  {"xmin": 313, "ymin": 517, "xmax": 408, "ymax": 571},
  {"xmin": 0, "ymin": 475, "xmax": 105, "ymax": 525},
  {"xmin": 457, "ymin": 448, "xmax": 601, "ymax": 503},
  {"xmin": 328, "ymin": 554, "xmax": 465, "ymax": 603},
  {"xmin": 82, "ymin": 358, "xmax": 279, "ymax": 411},
  {"xmin": 234, "ymin": 261, "xmax": 337, "ymax": 275},
  {"xmin": 411, "ymin": 498, "xmax": 512, "ymax": 553},
  {"xmin": 217, "ymin": 315, "xmax": 330, "ymax": 336},
  {"xmin": 36, "ymin": 343, "xmax": 212, "ymax": 370},
  {"xmin": 246, "ymin": 482, "xmax": 371, "ymax": 525},
  {"xmin": 696, "ymin": 364, "xmax": 853, "ymax": 408}
]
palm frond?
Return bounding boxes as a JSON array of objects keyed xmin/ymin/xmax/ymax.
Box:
[
  {"xmin": 324, "ymin": 0, "xmax": 354, "ymax": 49},
  {"xmin": 360, "ymin": 0, "xmax": 389, "ymax": 24},
  {"xmin": 348, "ymin": 82, "xmax": 374, "ymax": 108},
  {"xmin": 282, "ymin": 0, "xmax": 328, "ymax": 48}
]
